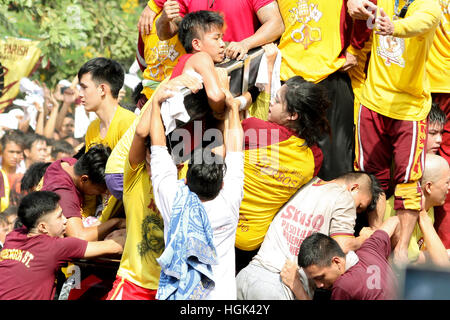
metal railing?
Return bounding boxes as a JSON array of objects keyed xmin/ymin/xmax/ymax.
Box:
[{"xmin": 180, "ymin": 47, "xmax": 265, "ymax": 98}]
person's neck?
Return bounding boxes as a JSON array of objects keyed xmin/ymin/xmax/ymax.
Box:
[
  {"xmin": 25, "ymin": 158, "xmax": 33, "ymax": 169},
  {"xmin": 27, "ymin": 228, "xmax": 44, "ymax": 238},
  {"xmin": 1, "ymin": 163, "xmax": 16, "ymax": 176},
  {"xmin": 61, "ymin": 161, "xmax": 79, "ymax": 188},
  {"xmin": 423, "ymin": 197, "xmax": 433, "ymax": 213},
  {"xmin": 96, "ymin": 97, "xmax": 118, "ymax": 126}
]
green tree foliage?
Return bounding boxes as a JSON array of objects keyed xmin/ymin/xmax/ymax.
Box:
[{"xmin": 0, "ymin": 0, "xmax": 145, "ymax": 86}]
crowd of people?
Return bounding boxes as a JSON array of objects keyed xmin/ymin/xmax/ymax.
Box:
[{"xmin": 0, "ymin": 0, "xmax": 449, "ymax": 301}]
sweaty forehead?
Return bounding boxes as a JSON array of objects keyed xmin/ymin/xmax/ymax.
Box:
[
  {"xmin": 429, "ymin": 122, "xmax": 444, "ymax": 132},
  {"xmin": 200, "ymin": 24, "xmax": 224, "ymax": 36}
]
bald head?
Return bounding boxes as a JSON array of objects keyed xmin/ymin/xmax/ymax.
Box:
[
  {"xmin": 422, "ymin": 154, "xmax": 450, "ymax": 185},
  {"xmin": 421, "ymin": 154, "xmax": 450, "ymax": 208}
]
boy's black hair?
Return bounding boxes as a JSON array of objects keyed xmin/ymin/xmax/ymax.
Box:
[
  {"xmin": 77, "ymin": 57, "xmax": 125, "ymax": 99},
  {"xmin": 72, "ymin": 143, "xmax": 86, "ymax": 160},
  {"xmin": 298, "ymin": 233, "xmax": 345, "ymax": 268},
  {"xmin": 132, "ymin": 82, "xmax": 144, "ymax": 106},
  {"xmin": 186, "ymin": 148, "xmax": 225, "ymax": 201},
  {"xmin": 0, "ymin": 206, "xmax": 18, "ymax": 219},
  {"xmin": 20, "ymin": 162, "xmax": 51, "ymax": 193},
  {"xmin": 64, "ymin": 113, "xmax": 75, "ymax": 120},
  {"xmin": 0, "ymin": 129, "xmax": 25, "ymax": 150},
  {"xmin": 23, "ymin": 132, "xmax": 47, "ymax": 150},
  {"xmin": 74, "ymin": 144, "xmax": 111, "ymax": 186},
  {"xmin": 51, "ymin": 140, "xmax": 74, "ymax": 159},
  {"xmin": 429, "ymin": 102, "xmax": 447, "ymax": 127},
  {"xmin": 178, "ymin": 10, "xmax": 224, "ymax": 53},
  {"xmin": 339, "ymin": 171, "xmax": 384, "ymax": 212},
  {"xmin": 17, "ymin": 191, "xmax": 61, "ymax": 230},
  {"xmin": 283, "ymin": 76, "xmax": 331, "ymax": 147}
]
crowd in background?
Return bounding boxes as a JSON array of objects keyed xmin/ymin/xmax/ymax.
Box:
[{"xmin": 0, "ymin": 0, "xmax": 449, "ymax": 301}]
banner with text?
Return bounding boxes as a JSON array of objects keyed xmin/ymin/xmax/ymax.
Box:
[{"xmin": 0, "ymin": 37, "xmax": 41, "ymax": 110}]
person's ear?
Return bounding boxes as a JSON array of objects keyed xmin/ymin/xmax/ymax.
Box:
[
  {"xmin": 289, "ymin": 112, "xmax": 298, "ymax": 121},
  {"xmin": 24, "ymin": 149, "xmax": 30, "ymax": 159},
  {"xmin": 424, "ymin": 181, "xmax": 433, "ymax": 195},
  {"xmin": 191, "ymin": 38, "xmax": 202, "ymax": 52},
  {"xmin": 80, "ymin": 175, "xmax": 89, "ymax": 184},
  {"xmin": 98, "ymin": 83, "xmax": 108, "ymax": 97},
  {"xmin": 37, "ymin": 221, "xmax": 48, "ymax": 235},
  {"xmin": 350, "ymin": 183, "xmax": 360, "ymax": 193},
  {"xmin": 332, "ymin": 256, "xmax": 345, "ymax": 273}
]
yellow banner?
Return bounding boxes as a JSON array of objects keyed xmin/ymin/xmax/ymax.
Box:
[{"xmin": 0, "ymin": 37, "xmax": 42, "ymax": 110}]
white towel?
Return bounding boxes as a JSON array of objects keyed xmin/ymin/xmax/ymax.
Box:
[
  {"xmin": 161, "ymin": 91, "xmax": 190, "ymax": 135},
  {"xmin": 160, "ymin": 70, "xmax": 203, "ymax": 135},
  {"xmin": 254, "ymin": 48, "xmax": 282, "ymax": 99}
]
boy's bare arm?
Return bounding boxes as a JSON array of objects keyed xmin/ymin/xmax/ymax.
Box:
[
  {"xmin": 187, "ymin": 52, "xmax": 226, "ymax": 116},
  {"xmin": 418, "ymin": 209, "xmax": 450, "ymax": 267},
  {"xmin": 222, "ymin": 89, "xmax": 243, "ymax": 153},
  {"xmin": 84, "ymin": 229, "xmax": 126, "ymax": 258},
  {"xmin": 65, "ymin": 217, "xmax": 125, "ymax": 242},
  {"xmin": 149, "ymin": 74, "xmax": 203, "ymax": 147},
  {"xmin": 225, "ymin": 2, "xmax": 284, "ymax": 60},
  {"xmin": 155, "ymin": 0, "xmax": 181, "ymax": 40}
]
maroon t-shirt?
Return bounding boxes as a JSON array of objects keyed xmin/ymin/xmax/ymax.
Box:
[
  {"xmin": 41, "ymin": 158, "xmax": 83, "ymax": 219},
  {"xmin": 0, "ymin": 227, "xmax": 87, "ymax": 300},
  {"xmin": 331, "ymin": 230, "xmax": 398, "ymax": 300}
]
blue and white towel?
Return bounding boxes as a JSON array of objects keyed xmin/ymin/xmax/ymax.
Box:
[{"xmin": 156, "ymin": 181, "xmax": 218, "ymax": 300}]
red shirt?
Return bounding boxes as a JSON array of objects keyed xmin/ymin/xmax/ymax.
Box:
[
  {"xmin": 41, "ymin": 158, "xmax": 83, "ymax": 219},
  {"xmin": 331, "ymin": 230, "xmax": 398, "ymax": 300},
  {"xmin": 153, "ymin": 0, "xmax": 273, "ymax": 42},
  {"xmin": 0, "ymin": 227, "xmax": 87, "ymax": 300},
  {"xmin": 170, "ymin": 53, "xmax": 193, "ymax": 79},
  {"xmin": 242, "ymin": 117, "xmax": 298, "ymax": 149}
]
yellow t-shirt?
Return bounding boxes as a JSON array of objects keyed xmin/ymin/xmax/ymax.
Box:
[
  {"xmin": 426, "ymin": 0, "xmax": 450, "ymax": 93},
  {"xmin": 247, "ymin": 91, "xmax": 270, "ymax": 121},
  {"xmin": 139, "ymin": 12, "xmax": 185, "ymax": 99},
  {"xmin": 104, "ymin": 89, "xmax": 158, "ymax": 176},
  {"xmin": 278, "ymin": 0, "xmax": 347, "ymax": 83},
  {"xmin": 116, "ymin": 157, "xmax": 164, "ymax": 289},
  {"xmin": 347, "ymin": 34, "xmax": 373, "ymax": 119},
  {"xmin": 384, "ymin": 196, "xmax": 434, "ymax": 262},
  {"xmin": 84, "ymin": 106, "xmax": 136, "ymax": 218},
  {"xmin": 236, "ymin": 118, "xmax": 322, "ymax": 251},
  {"xmin": 85, "ymin": 105, "xmax": 136, "ymax": 151},
  {"xmin": 360, "ymin": 0, "xmax": 442, "ymax": 121},
  {"xmin": 0, "ymin": 169, "xmax": 10, "ymax": 212}
]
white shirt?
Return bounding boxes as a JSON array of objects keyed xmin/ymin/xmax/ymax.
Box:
[{"xmin": 151, "ymin": 146, "xmax": 244, "ymax": 300}]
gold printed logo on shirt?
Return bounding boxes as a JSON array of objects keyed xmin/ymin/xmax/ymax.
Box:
[
  {"xmin": 288, "ymin": 0, "xmax": 322, "ymax": 49},
  {"xmin": 376, "ymin": 34, "xmax": 405, "ymax": 68},
  {"xmin": 148, "ymin": 41, "xmax": 180, "ymax": 79}
]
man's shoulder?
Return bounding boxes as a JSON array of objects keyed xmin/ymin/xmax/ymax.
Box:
[
  {"xmin": 85, "ymin": 118, "xmax": 101, "ymax": 136},
  {"xmin": 332, "ymin": 263, "xmax": 365, "ymax": 298},
  {"xmin": 116, "ymin": 106, "xmax": 137, "ymax": 122},
  {"xmin": 252, "ymin": 0, "xmax": 277, "ymax": 11},
  {"xmin": 186, "ymin": 52, "xmax": 214, "ymax": 70},
  {"xmin": 87, "ymin": 118, "xmax": 100, "ymax": 128},
  {"xmin": 305, "ymin": 179, "xmax": 351, "ymax": 200}
]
